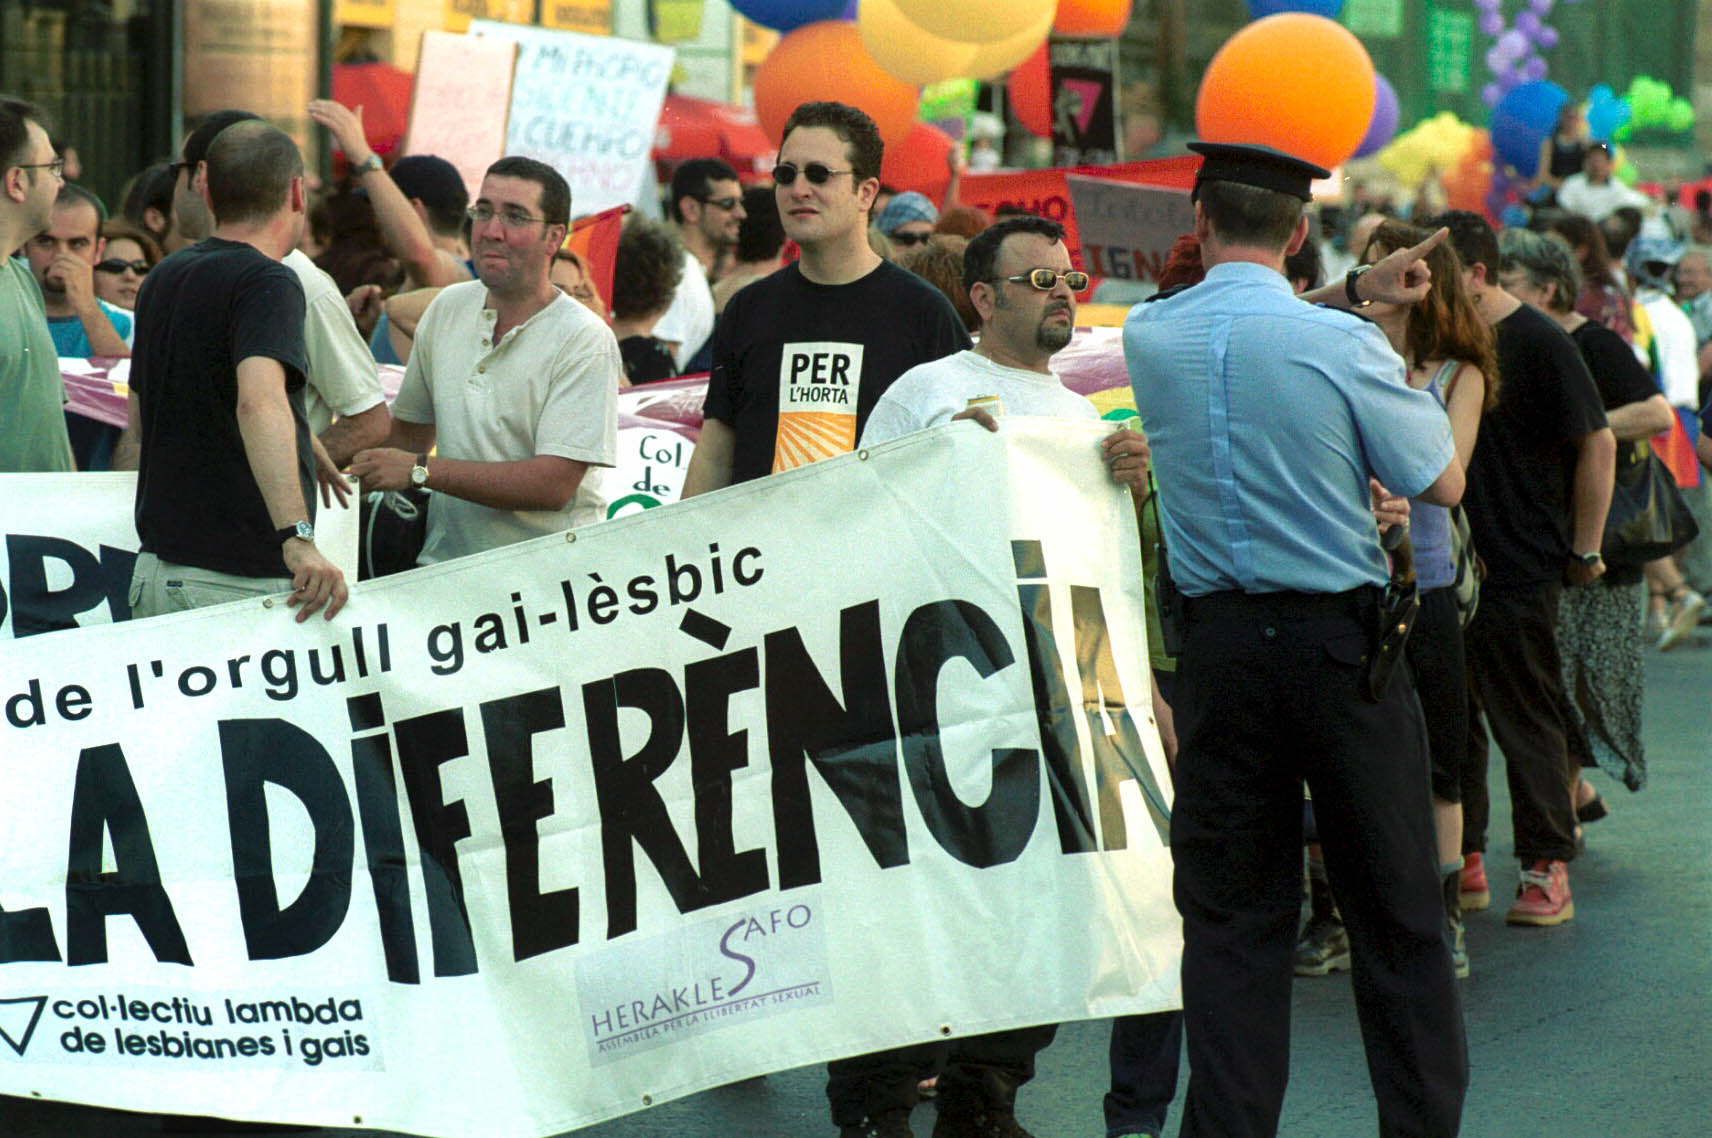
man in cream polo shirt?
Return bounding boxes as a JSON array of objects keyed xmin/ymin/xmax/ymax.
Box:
[{"xmin": 351, "ymin": 157, "xmax": 620, "ymax": 564}]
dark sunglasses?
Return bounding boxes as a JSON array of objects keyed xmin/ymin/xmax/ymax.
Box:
[
  {"xmin": 889, "ymin": 231, "xmax": 932, "ymax": 247},
  {"xmin": 696, "ymin": 195, "xmax": 742, "ymax": 211},
  {"xmin": 95, "ymin": 258, "xmax": 150, "ymax": 275},
  {"xmin": 1002, "ymin": 268, "xmax": 1091, "ymax": 291},
  {"xmin": 772, "ymin": 162, "xmax": 852, "ymax": 187}
]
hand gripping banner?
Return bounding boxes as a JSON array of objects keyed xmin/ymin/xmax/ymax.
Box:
[{"xmin": 0, "ymin": 420, "xmax": 1178, "ymax": 1136}]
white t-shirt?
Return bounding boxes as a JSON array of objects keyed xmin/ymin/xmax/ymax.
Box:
[
  {"xmin": 392, "ymin": 280, "xmax": 622, "ymax": 564},
  {"xmin": 1638, "ymin": 290, "xmax": 1700, "ymax": 408},
  {"xmin": 283, "ymin": 249, "xmax": 385, "ymax": 434},
  {"xmin": 651, "ymin": 248, "xmax": 714, "ymax": 371},
  {"xmin": 1556, "ymin": 175, "xmax": 1648, "ymax": 222},
  {"xmin": 861, "ymin": 349, "xmax": 1099, "ymax": 445}
]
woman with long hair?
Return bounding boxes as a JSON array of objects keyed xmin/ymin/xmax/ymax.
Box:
[
  {"xmin": 1359, "ymin": 219, "xmax": 1498, "ymax": 978},
  {"xmin": 1496, "ymin": 228, "xmax": 1676, "ymax": 809}
]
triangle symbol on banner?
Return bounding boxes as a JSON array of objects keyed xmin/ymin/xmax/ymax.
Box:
[
  {"xmin": 1064, "ymin": 79, "xmax": 1104, "ymax": 136},
  {"xmin": 0, "ymin": 996, "xmax": 48, "ymax": 1057}
]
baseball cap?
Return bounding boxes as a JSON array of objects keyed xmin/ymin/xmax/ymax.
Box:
[{"xmin": 877, "ymin": 191, "xmax": 938, "ymax": 236}]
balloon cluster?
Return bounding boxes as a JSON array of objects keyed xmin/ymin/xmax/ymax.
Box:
[
  {"xmin": 1476, "ymin": 0, "xmax": 1584, "ymax": 109},
  {"xmin": 742, "ymin": 0, "xmax": 1137, "ymax": 151},
  {"xmin": 1620, "ymin": 75, "xmax": 1697, "ymax": 138},
  {"xmin": 1375, "ymin": 112, "xmax": 1481, "ymax": 190}
]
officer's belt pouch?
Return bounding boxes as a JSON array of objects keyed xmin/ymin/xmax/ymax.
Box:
[
  {"xmin": 1154, "ymin": 541, "xmax": 1186, "ymax": 658},
  {"xmin": 1359, "ymin": 579, "xmax": 1419, "ymax": 703}
]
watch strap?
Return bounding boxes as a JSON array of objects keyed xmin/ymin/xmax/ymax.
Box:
[{"xmin": 1345, "ymin": 265, "xmax": 1373, "ymax": 308}]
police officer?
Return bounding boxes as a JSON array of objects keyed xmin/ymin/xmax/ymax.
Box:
[{"xmin": 1125, "ymin": 142, "xmax": 1469, "ymax": 1138}]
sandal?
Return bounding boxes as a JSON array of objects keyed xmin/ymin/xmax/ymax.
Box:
[{"xmin": 1575, "ymin": 778, "xmax": 1609, "ymax": 824}]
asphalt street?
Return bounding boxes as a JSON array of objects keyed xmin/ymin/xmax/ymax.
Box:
[{"xmin": 4, "ymin": 634, "xmax": 1707, "ymax": 1138}]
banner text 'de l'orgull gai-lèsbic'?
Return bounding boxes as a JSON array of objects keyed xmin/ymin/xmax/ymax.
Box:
[{"xmin": 0, "ymin": 420, "xmax": 1179, "ymax": 1137}]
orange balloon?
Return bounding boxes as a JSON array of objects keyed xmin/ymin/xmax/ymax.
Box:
[
  {"xmin": 1053, "ymin": 0, "xmax": 1132, "ymax": 38},
  {"xmin": 1195, "ymin": 14, "xmax": 1376, "ymax": 170},
  {"xmin": 1007, "ymin": 41, "xmax": 1053, "ymax": 139},
  {"xmin": 880, "ymin": 122, "xmax": 957, "ymax": 201},
  {"xmin": 754, "ymin": 21, "xmax": 921, "ymax": 147}
]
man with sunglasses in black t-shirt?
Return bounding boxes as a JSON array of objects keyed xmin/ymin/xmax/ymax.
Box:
[
  {"xmin": 682, "ymin": 101, "xmax": 968, "ymax": 498},
  {"xmin": 681, "ymin": 101, "xmax": 972, "ymax": 1138}
]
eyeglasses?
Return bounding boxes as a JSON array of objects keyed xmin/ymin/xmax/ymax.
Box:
[
  {"xmin": 695, "ymin": 195, "xmax": 742, "ymax": 211},
  {"xmin": 1001, "ymin": 268, "xmax": 1090, "ymax": 291},
  {"xmin": 467, "ymin": 204, "xmax": 552, "ymax": 229},
  {"xmin": 889, "ymin": 231, "xmax": 933, "ymax": 248},
  {"xmin": 95, "ymin": 258, "xmax": 150, "ymax": 275},
  {"xmin": 772, "ymin": 162, "xmax": 852, "ymax": 187},
  {"xmin": 14, "ymin": 156, "xmax": 65, "ymax": 179}
]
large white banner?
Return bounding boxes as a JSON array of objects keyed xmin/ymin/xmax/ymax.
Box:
[
  {"xmin": 471, "ymin": 21, "xmax": 674, "ymax": 214},
  {"xmin": 0, "ymin": 473, "xmax": 359, "ymax": 639},
  {"xmin": 0, "ymin": 421, "xmax": 1177, "ymax": 1136}
]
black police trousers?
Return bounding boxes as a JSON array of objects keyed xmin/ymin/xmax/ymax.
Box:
[
  {"xmin": 1172, "ymin": 589, "xmax": 1467, "ymax": 1138},
  {"xmin": 825, "ymin": 1025, "xmax": 1058, "ymax": 1126}
]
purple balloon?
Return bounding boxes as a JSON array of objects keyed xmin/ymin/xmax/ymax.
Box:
[
  {"xmin": 1482, "ymin": 82, "xmax": 1504, "ymax": 108},
  {"xmin": 1498, "ymin": 29, "xmax": 1529, "ymax": 56},
  {"xmin": 1473, "ymin": 0, "xmax": 1501, "ymax": 9},
  {"xmin": 1353, "ymin": 75, "xmax": 1401, "ymax": 158},
  {"xmin": 1530, "ymin": 0, "xmax": 1555, "ymax": 12},
  {"xmin": 1485, "ymin": 45, "xmax": 1507, "ymax": 73},
  {"xmin": 1516, "ymin": 10, "xmax": 1541, "ymax": 35},
  {"xmin": 1523, "ymin": 56, "xmax": 1550, "ymax": 81},
  {"xmin": 1536, "ymin": 25, "xmax": 1559, "ymax": 49},
  {"xmin": 1478, "ymin": 12, "xmax": 1504, "ymax": 35}
]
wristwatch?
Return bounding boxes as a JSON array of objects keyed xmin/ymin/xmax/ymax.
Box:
[
  {"xmin": 276, "ymin": 519, "xmax": 314, "ymax": 545},
  {"xmin": 354, "ymin": 152, "xmax": 384, "ymax": 176},
  {"xmin": 1344, "ymin": 264, "xmax": 1374, "ymax": 308},
  {"xmin": 410, "ymin": 454, "xmax": 430, "ymax": 488},
  {"xmin": 1575, "ymin": 551, "xmax": 1603, "ymax": 567}
]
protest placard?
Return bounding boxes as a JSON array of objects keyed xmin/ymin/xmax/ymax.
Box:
[
  {"xmin": 470, "ymin": 20, "xmax": 674, "ymax": 214},
  {"xmin": 1066, "ymin": 175, "xmax": 1196, "ymax": 286},
  {"xmin": 403, "ymin": 30, "xmax": 519, "ymax": 204},
  {"xmin": 0, "ymin": 474, "xmax": 360, "ymax": 639},
  {"xmin": 0, "ymin": 422, "xmax": 1177, "ymax": 1136}
]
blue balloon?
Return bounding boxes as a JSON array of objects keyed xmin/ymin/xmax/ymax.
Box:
[
  {"xmin": 1247, "ymin": 0, "xmax": 1344, "ymax": 16},
  {"xmin": 1489, "ymin": 79, "xmax": 1568, "ymax": 178},
  {"xmin": 730, "ymin": 0, "xmax": 850, "ymax": 33},
  {"xmin": 1586, "ymin": 83, "xmax": 1633, "ymax": 142}
]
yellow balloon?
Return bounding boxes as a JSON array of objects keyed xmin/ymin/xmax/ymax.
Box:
[
  {"xmin": 964, "ymin": 3, "xmax": 1055, "ymax": 80},
  {"xmin": 893, "ymin": 0, "xmax": 1053, "ymax": 46},
  {"xmin": 861, "ymin": 0, "xmax": 977, "ymax": 87}
]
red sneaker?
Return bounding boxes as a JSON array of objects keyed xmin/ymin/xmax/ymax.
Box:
[
  {"xmin": 1506, "ymin": 859, "xmax": 1574, "ymax": 926},
  {"xmin": 1459, "ymin": 851, "xmax": 1490, "ymax": 912}
]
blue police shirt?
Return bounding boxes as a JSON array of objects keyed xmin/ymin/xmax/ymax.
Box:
[{"xmin": 1125, "ymin": 261, "xmax": 1455, "ymax": 597}]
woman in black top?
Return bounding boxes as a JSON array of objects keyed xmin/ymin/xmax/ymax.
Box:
[{"xmin": 1534, "ymin": 101, "xmax": 1590, "ymax": 201}]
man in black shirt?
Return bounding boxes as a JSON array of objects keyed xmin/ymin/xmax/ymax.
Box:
[
  {"xmin": 1428, "ymin": 211, "xmax": 1613, "ymax": 927},
  {"xmin": 681, "ymin": 103, "xmax": 997, "ymax": 1138},
  {"xmin": 682, "ymin": 100, "xmax": 968, "ymax": 495},
  {"xmin": 124, "ymin": 119, "xmax": 346, "ymax": 622}
]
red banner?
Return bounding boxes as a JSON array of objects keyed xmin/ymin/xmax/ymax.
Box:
[{"xmin": 957, "ymin": 157, "xmax": 1202, "ymax": 276}]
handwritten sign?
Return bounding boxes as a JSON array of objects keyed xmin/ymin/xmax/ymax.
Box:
[
  {"xmin": 470, "ymin": 21, "xmax": 675, "ymax": 215},
  {"xmin": 1065, "ymin": 175, "xmax": 1194, "ymax": 285},
  {"xmin": 403, "ymin": 30, "xmax": 519, "ymax": 204}
]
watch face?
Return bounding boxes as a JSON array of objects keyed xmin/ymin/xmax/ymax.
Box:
[
  {"xmin": 295, "ymin": 520, "xmax": 314, "ymax": 541},
  {"xmin": 411, "ymin": 465, "xmax": 428, "ymax": 486}
]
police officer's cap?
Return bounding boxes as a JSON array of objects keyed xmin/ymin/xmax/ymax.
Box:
[{"xmin": 1188, "ymin": 141, "xmax": 1330, "ymax": 203}]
